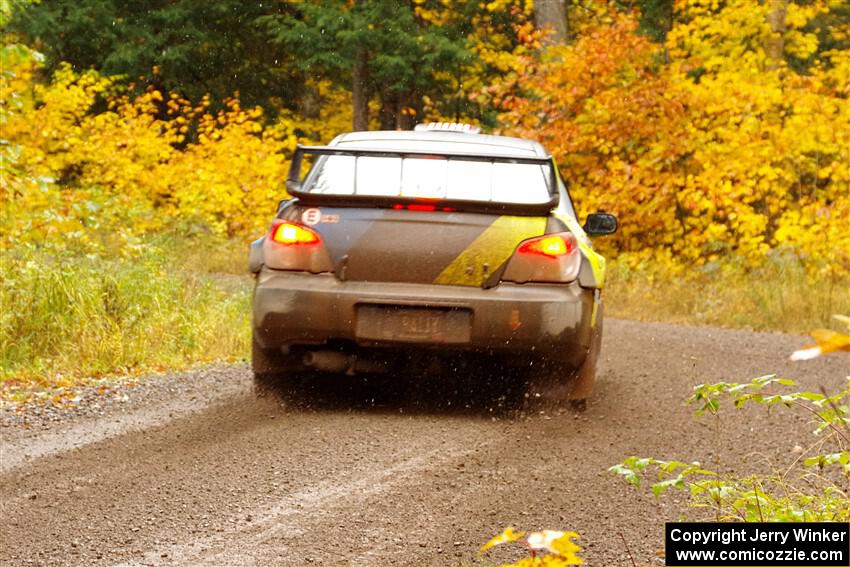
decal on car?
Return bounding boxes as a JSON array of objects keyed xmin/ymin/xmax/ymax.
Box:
[
  {"xmin": 301, "ymin": 208, "xmax": 322, "ymax": 225},
  {"xmin": 554, "ymin": 209, "xmax": 607, "ymax": 288},
  {"xmin": 432, "ymin": 215, "xmax": 548, "ymax": 286}
]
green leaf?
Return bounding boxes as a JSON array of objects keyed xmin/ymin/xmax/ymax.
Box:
[{"xmin": 652, "ymin": 476, "xmax": 686, "ymax": 496}]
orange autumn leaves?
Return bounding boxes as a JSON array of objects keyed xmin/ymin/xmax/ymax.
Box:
[{"xmin": 496, "ymin": 3, "xmax": 850, "ymax": 277}]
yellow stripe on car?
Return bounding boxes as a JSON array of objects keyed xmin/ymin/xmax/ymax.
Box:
[
  {"xmin": 590, "ymin": 289, "xmax": 601, "ymax": 327},
  {"xmin": 554, "ymin": 210, "xmax": 607, "ymax": 288},
  {"xmin": 434, "ymin": 216, "xmax": 547, "ymax": 286},
  {"xmin": 580, "ymin": 243, "xmax": 607, "ymax": 288}
]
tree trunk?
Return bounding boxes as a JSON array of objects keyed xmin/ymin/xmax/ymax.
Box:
[
  {"xmin": 397, "ymin": 90, "xmax": 418, "ymax": 130},
  {"xmin": 765, "ymin": 0, "xmax": 787, "ymax": 70},
  {"xmin": 379, "ymin": 89, "xmax": 397, "ymax": 130},
  {"xmin": 297, "ymin": 81, "xmax": 321, "ymax": 120},
  {"xmin": 534, "ymin": 0, "xmax": 569, "ymax": 45},
  {"xmin": 352, "ymin": 47, "xmax": 369, "ymax": 131},
  {"xmin": 378, "ymin": 90, "xmax": 419, "ymax": 130}
]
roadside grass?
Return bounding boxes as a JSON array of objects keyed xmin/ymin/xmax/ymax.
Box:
[
  {"xmin": 0, "ymin": 235, "xmax": 252, "ymax": 402},
  {"xmin": 605, "ymin": 256, "xmax": 849, "ymax": 334}
]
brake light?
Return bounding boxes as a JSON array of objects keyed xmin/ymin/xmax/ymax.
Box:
[
  {"xmin": 263, "ymin": 220, "xmax": 333, "ymax": 273},
  {"xmin": 271, "ymin": 222, "xmax": 319, "ymax": 245},
  {"xmin": 500, "ymin": 232, "xmax": 581, "ymax": 284},
  {"xmin": 392, "ymin": 204, "xmax": 456, "ymax": 212},
  {"xmin": 518, "ymin": 235, "xmax": 572, "ymax": 257}
]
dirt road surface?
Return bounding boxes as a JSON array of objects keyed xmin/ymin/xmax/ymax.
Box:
[{"xmin": 2, "ymin": 319, "xmax": 846, "ymax": 566}]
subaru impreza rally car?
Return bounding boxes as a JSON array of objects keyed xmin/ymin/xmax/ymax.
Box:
[{"xmin": 248, "ymin": 123, "xmax": 617, "ymax": 404}]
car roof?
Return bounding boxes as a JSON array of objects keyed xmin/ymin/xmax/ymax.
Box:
[{"xmin": 330, "ymin": 130, "xmax": 549, "ymax": 158}]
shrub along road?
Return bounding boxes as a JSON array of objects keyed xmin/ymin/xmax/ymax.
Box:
[{"xmin": 1, "ymin": 319, "xmax": 845, "ymax": 566}]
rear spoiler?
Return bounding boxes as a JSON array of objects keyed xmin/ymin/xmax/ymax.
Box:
[{"xmin": 285, "ymin": 145, "xmax": 560, "ymax": 216}]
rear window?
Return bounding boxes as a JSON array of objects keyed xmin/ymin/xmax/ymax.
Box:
[{"xmin": 305, "ymin": 155, "xmax": 552, "ymax": 205}]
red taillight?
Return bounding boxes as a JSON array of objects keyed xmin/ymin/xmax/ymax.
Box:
[
  {"xmin": 392, "ymin": 203, "xmax": 456, "ymax": 212},
  {"xmin": 517, "ymin": 235, "xmax": 573, "ymax": 258},
  {"xmin": 271, "ymin": 222, "xmax": 320, "ymax": 245},
  {"xmin": 501, "ymin": 232, "xmax": 581, "ymax": 284},
  {"xmin": 263, "ymin": 220, "xmax": 333, "ymax": 273}
]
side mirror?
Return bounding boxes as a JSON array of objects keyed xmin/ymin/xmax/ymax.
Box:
[{"xmin": 584, "ymin": 212, "xmax": 617, "ymax": 236}]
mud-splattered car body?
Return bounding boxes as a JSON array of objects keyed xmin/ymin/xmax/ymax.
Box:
[{"xmin": 249, "ymin": 126, "xmax": 616, "ymax": 402}]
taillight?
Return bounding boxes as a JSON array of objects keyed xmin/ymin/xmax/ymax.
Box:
[
  {"xmin": 517, "ymin": 235, "xmax": 573, "ymax": 257},
  {"xmin": 392, "ymin": 204, "xmax": 456, "ymax": 212},
  {"xmin": 271, "ymin": 222, "xmax": 320, "ymax": 245},
  {"xmin": 263, "ymin": 220, "xmax": 333, "ymax": 273},
  {"xmin": 501, "ymin": 232, "xmax": 581, "ymax": 284}
]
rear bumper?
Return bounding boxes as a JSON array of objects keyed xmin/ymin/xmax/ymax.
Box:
[{"xmin": 253, "ymin": 268, "xmax": 595, "ymax": 366}]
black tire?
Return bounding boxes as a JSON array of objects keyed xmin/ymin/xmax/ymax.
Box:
[
  {"xmin": 253, "ymin": 370, "xmax": 281, "ymax": 398},
  {"xmin": 567, "ymin": 305, "xmax": 604, "ymax": 406},
  {"xmin": 530, "ymin": 305, "xmax": 603, "ymax": 409},
  {"xmin": 251, "ymin": 336, "xmax": 300, "ymax": 397}
]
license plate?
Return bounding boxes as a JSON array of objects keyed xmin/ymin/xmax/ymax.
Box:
[{"xmin": 355, "ymin": 305, "xmax": 471, "ymax": 344}]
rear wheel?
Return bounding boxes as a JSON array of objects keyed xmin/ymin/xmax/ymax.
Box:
[
  {"xmin": 567, "ymin": 307, "xmax": 603, "ymax": 407},
  {"xmin": 532, "ymin": 308, "xmax": 603, "ymax": 410},
  {"xmin": 532, "ymin": 357, "xmax": 594, "ymax": 411},
  {"xmin": 251, "ymin": 336, "xmax": 301, "ymax": 397}
]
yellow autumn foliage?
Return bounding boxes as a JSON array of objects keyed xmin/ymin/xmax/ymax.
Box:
[
  {"xmin": 481, "ymin": 527, "xmax": 584, "ymax": 566},
  {"xmin": 0, "ymin": 57, "xmax": 338, "ymax": 252},
  {"xmin": 496, "ymin": 3, "xmax": 850, "ymax": 277}
]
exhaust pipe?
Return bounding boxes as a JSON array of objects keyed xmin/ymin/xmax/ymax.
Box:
[
  {"xmin": 302, "ymin": 351, "xmax": 386, "ymax": 374},
  {"xmin": 303, "ymin": 351, "xmax": 353, "ymax": 373}
]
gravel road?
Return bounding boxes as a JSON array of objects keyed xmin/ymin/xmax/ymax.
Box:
[{"xmin": 1, "ymin": 319, "xmax": 846, "ymax": 566}]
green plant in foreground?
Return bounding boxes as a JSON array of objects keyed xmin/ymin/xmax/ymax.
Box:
[
  {"xmin": 479, "ymin": 527, "xmax": 584, "ymax": 566},
  {"xmin": 610, "ymin": 316, "xmax": 850, "ymax": 522}
]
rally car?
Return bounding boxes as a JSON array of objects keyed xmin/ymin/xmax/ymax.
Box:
[{"xmin": 248, "ymin": 123, "xmax": 617, "ymax": 405}]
